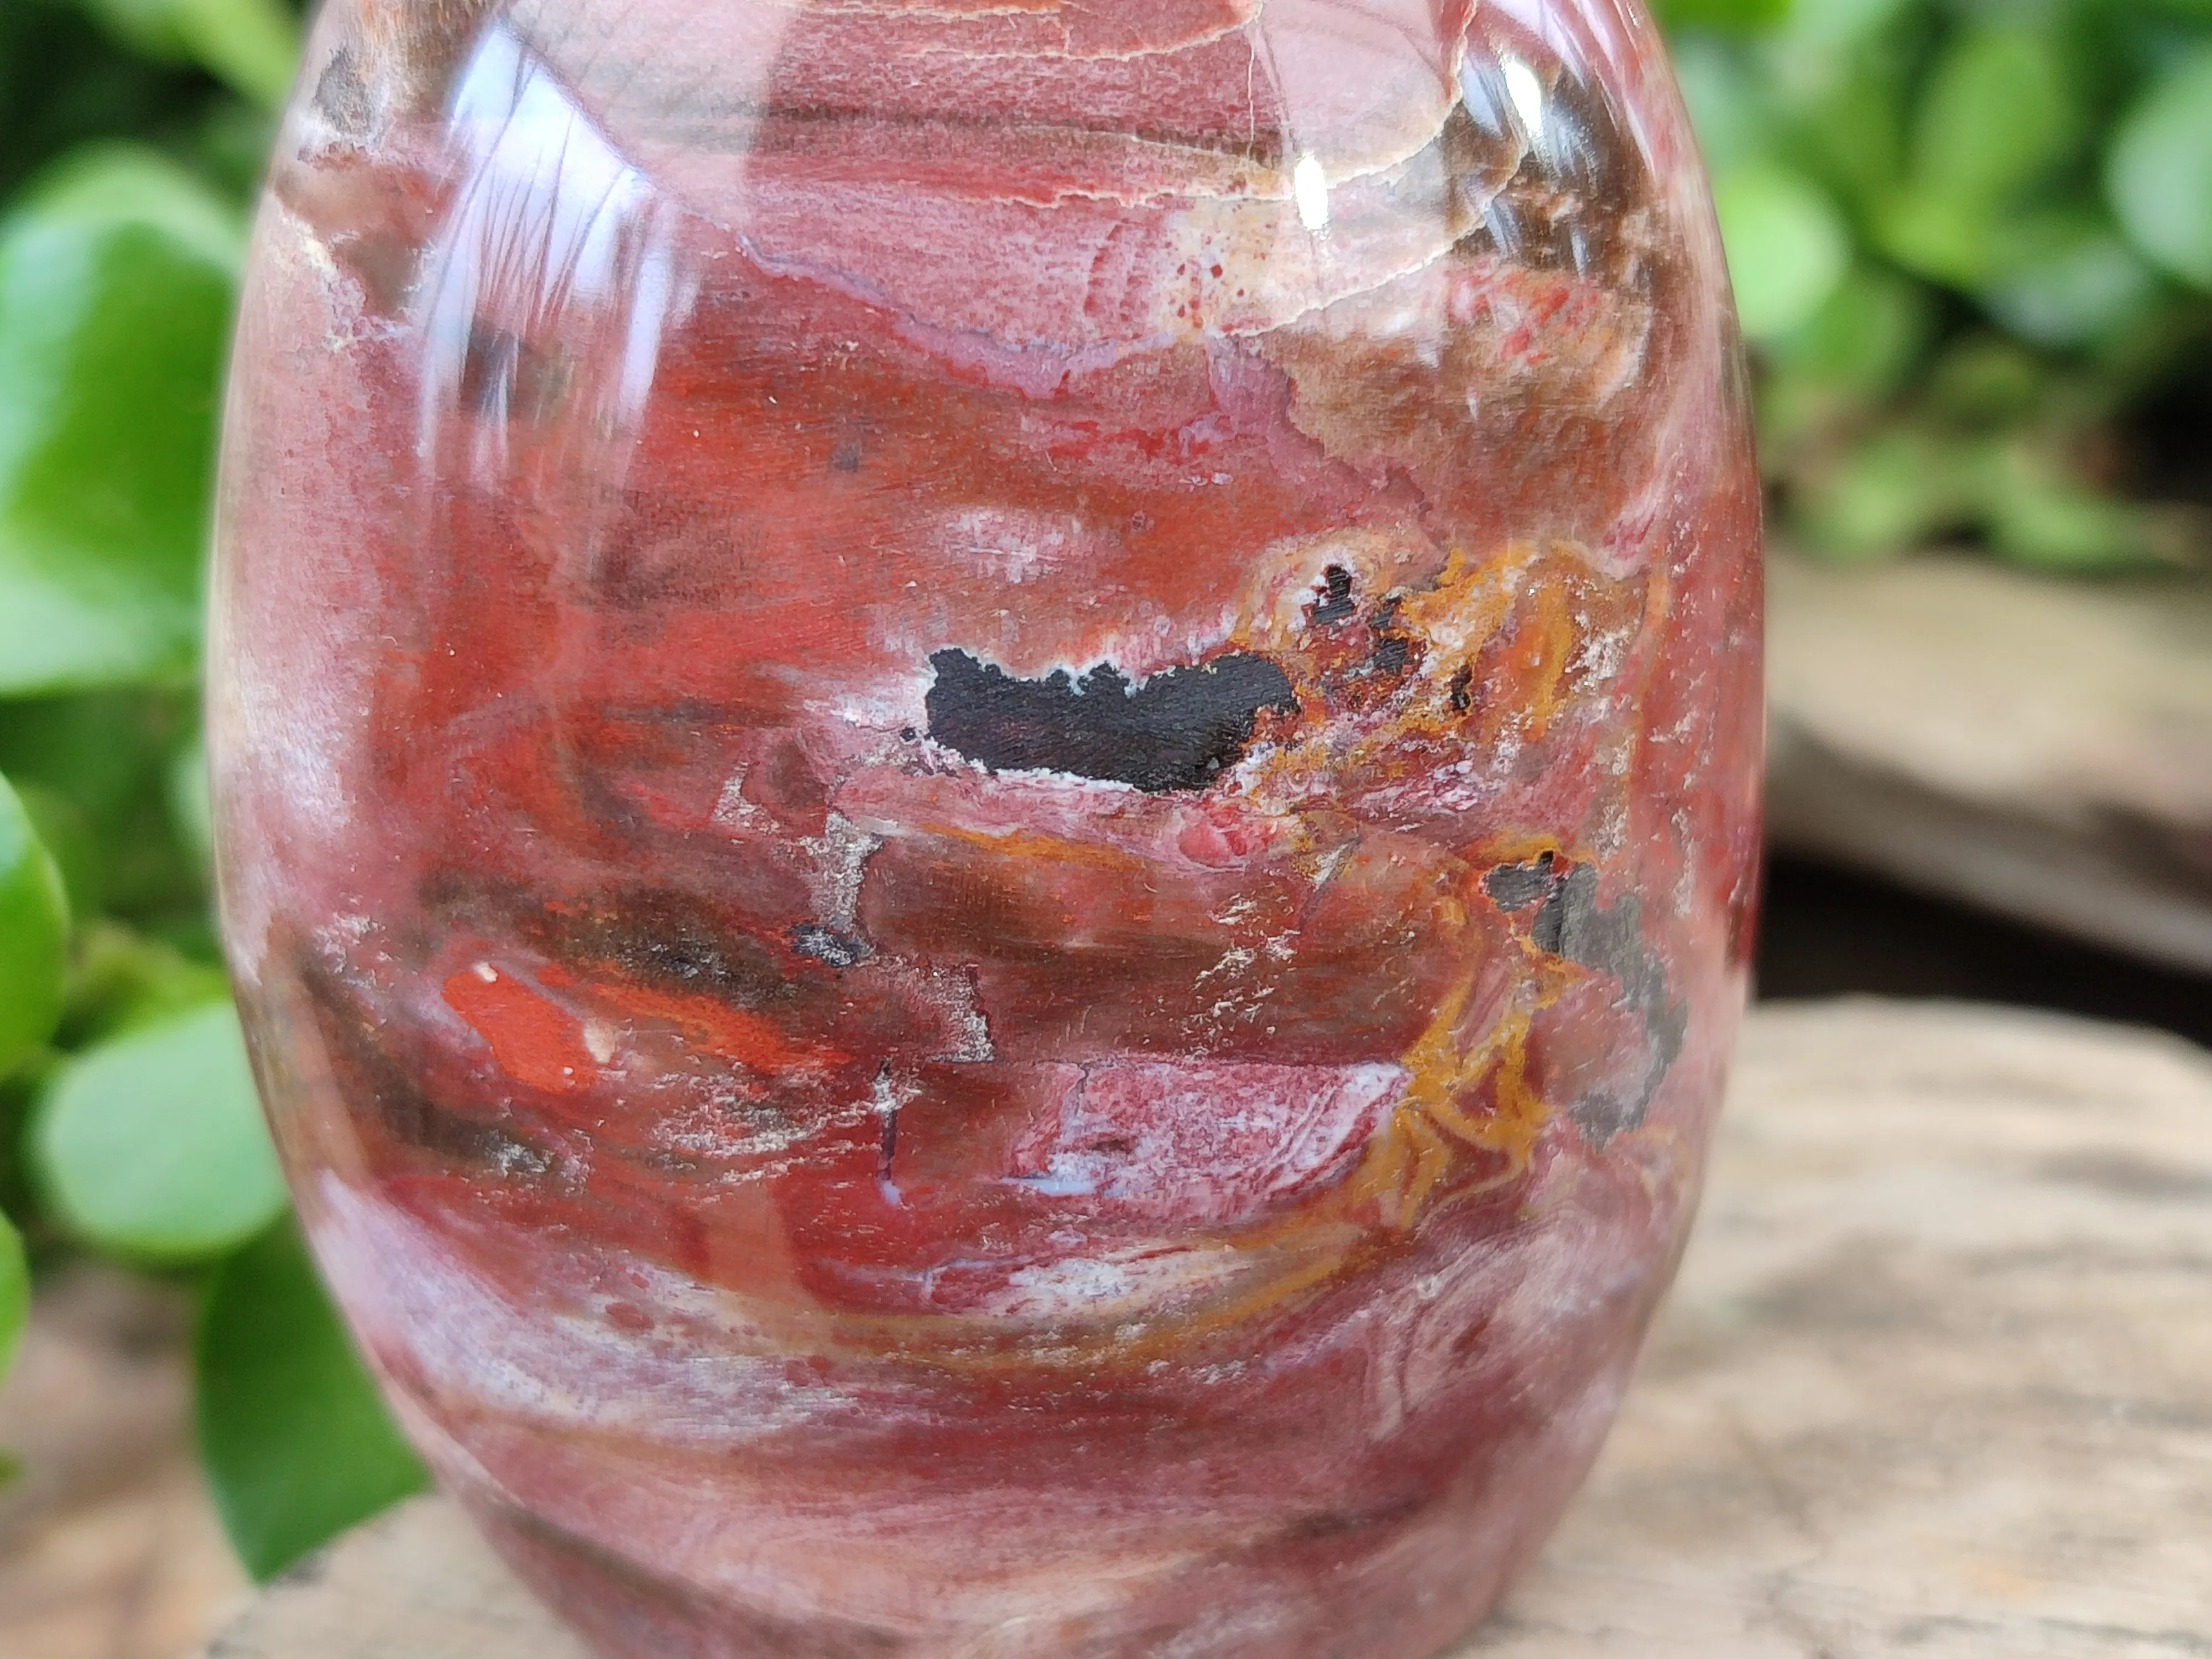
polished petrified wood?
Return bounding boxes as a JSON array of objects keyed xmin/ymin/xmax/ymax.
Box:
[{"xmin": 210, "ymin": 0, "xmax": 1759, "ymax": 1654}]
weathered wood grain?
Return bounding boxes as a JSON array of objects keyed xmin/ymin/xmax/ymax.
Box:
[
  {"xmin": 1766, "ymin": 552, "xmax": 2212, "ymax": 973},
  {"xmin": 200, "ymin": 1000, "xmax": 2212, "ymax": 1659}
]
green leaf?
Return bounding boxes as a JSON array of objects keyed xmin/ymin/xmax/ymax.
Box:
[
  {"xmin": 1875, "ymin": 186, "xmax": 2001, "ymax": 288},
  {"xmin": 1784, "ymin": 45, "xmax": 1910, "ymax": 216},
  {"xmin": 169, "ymin": 730, "xmax": 212, "ymax": 875},
  {"xmin": 1874, "ymin": 24, "xmax": 2086, "ymax": 291},
  {"xmin": 9, "ymin": 781, "xmax": 102, "ymax": 922},
  {"xmin": 1925, "ymin": 335, "xmax": 2046, "ymax": 429},
  {"xmin": 1654, "ymin": 0, "xmax": 1791, "ymax": 34},
  {"xmin": 1793, "ymin": 426, "xmax": 1982, "ymax": 558},
  {"xmin": 0, "ymin": 1209, "xmax": 27, "ymax": 1380},
  {"xmin": 0, "ymin": 1062, "xmax": 50, "ymax": 1240},
  {"xmin": 1770, "ymin": 262, "xmax": 1935, "ymax": 398},
  {"xmin": 2107, "ymin": 44, "xmax": 2212, "ymax": 290},
  {"xmin": 78, "ymin": 0, "xmax": 301, "ymax": 109},
  {"xmin": 1982, "ymin": 216, "xmax": 2159, "ymax": 348},
  {"xmin": 0, "ymin": 692, "xmax": 204, "ymax": 920},
  {"xmin": 197, "ymin": 1215, "xmax": 430, "ymax": 1580},
  {"xmin": 0, "ymin": 145, "xmax": 241, "ymax": 697},
  {"xmin": 1755, "ymin": 263, "xmax": 1937, "ymax": 459},
  {"xmin": 1715, "ymin": 162, "xmax": 1852, "ymax": 340},
  {"xmin": 0, "ymin": 692, "xmax": 187, "ymax": 830},
  {"xmin": 1672, "ymin": 36, "xmax": 1770, "ymax": 175},
  {"xmin": 1910, "ymin": 25, "xmax": 2079, "ymax": 217},
  {"xmin": 0, "ymin": 0, "xmax": 216, "ymax": 205},
  {"xmin": 59, "ymin": 919, "xmax": 231, "ymax": 1046},
  {"xmin": 1770, "ymin": 0, "xmax": 1911, "ymax": 49},
  {"xmin": 191, "ymin": 96, "xmax": 281, "ymax": 202},
  {"xmin": 0, "ymin": 774, "xmax": 69, "ymax": 1081},
  {"xmin": 1985, "ymin": 445, "xmax": 2166, "ymax": 571},
  {"xmin": 28, "ymin": 998, "xmax": 285, "ymax": 1261}
]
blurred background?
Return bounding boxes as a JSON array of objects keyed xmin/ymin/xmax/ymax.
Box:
[{"xmin": 0, "ymin": 0, "xmax": 2206, "ymax": 1651}]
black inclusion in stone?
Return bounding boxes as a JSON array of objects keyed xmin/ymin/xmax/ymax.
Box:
[
  {"xmin": 925, "ymin": 649, "xmax": 1297, "ymax": 792},
  {"xmin": 1483, "ymin": 849, "xmax": 1557, "ymax": 915},
  {"xmin": 1312, "ymin": 564, "xmax": 1357, "ymax": 625}
]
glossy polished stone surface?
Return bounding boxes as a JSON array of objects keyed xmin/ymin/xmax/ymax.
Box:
[{"xmin": 209, "ymin": 2, "xmax": 1762, "ymax": 1655}]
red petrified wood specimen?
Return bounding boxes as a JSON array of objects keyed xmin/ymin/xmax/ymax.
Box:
[{"xmin": 210, "ymin": 0, "xmax": 1762, "ymax": 1653}]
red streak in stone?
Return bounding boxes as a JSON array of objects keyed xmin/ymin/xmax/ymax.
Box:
[
  {"xmin": 442, "ymin": 965, "xmax": 597, "ymax": 1094},
  {"xmin": 586, "ymin": 980, "xmax": 843, "ymax": 1074}
]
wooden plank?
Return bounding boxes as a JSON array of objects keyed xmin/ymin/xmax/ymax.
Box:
[
  {"xmin": 0, "ymin": 1265, "xmax": 251, "ymax": 1659},
  {"xmin": 201, "ymin": 1000, "xmax": 2212, "ymax": 1658},
  {"xmin": 1765, "ymin": 552, "xmax": 2212, "ymax": 973}
]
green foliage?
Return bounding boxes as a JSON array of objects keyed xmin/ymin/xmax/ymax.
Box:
[
  {"xmin": 0, "ymin": 147, "xmax": 242, "ymax": 697},
  {"xmin": 1715, "ymin": 161, "xmax": 1853, "ymax": 338},
  {"xmin": 0, "ymin": 1209, "xmax": 26, "ymax": 1378},
  {"xmin": 2107, "ymin": 44, "xmax": 2212, "ymax": 290},
  {"xmin": 197, "ymin": 1217, "xmax": 431, "ymax": 1581},
  {"xmin": 0, "ymin": 0, "xmax": 226, "ymax": 202},
  {"xmin": 79, "ymin": 0, "xmax": 301, "ymax": 110},
  {"xmin": 0, "ymin": 774, "xmax": 69, "ymax": 1078},
  {"xmin": 1684, "ymin": 0, "xmax": 2212, "ymax": 566},
  {"xmin": 1879, "ymin": 23, "xmax": 2081, "ymax": 284},
  {"xmin": 1657, "ymin": 0, "xmax": 1794, "ymax": 33},
  {"xmin": 0, "ymin": 692, "xmax": 208, "ymax": 918},
  {"xmin": 28, "ymin": 998, "xmax": 286, "ymax": 1261},
  {"xmin": 0, "ymin": 6, "xmax": 418, "ymax": 1576}
]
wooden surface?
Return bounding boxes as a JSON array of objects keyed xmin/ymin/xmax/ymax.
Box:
[
  {"xmin": 200, "ymin": 1000, "xmax": 2212, "ymax": 1659},
  {"xmin": 0, "ymin": 1264, "xmax": 249, "ymax": 1659},
  {"xmin": 1766, "ymin": 553, "xmax": 2212, "ymax": 973}
]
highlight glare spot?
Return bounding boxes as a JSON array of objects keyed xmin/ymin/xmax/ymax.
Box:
[
  {"xmin": 1292, "ymin": 153, "xmax": 1331, "ymax": 232},
  {"xmin": 1503, "ymin": 59, "xmax": 1546, "ymax": 139}
]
